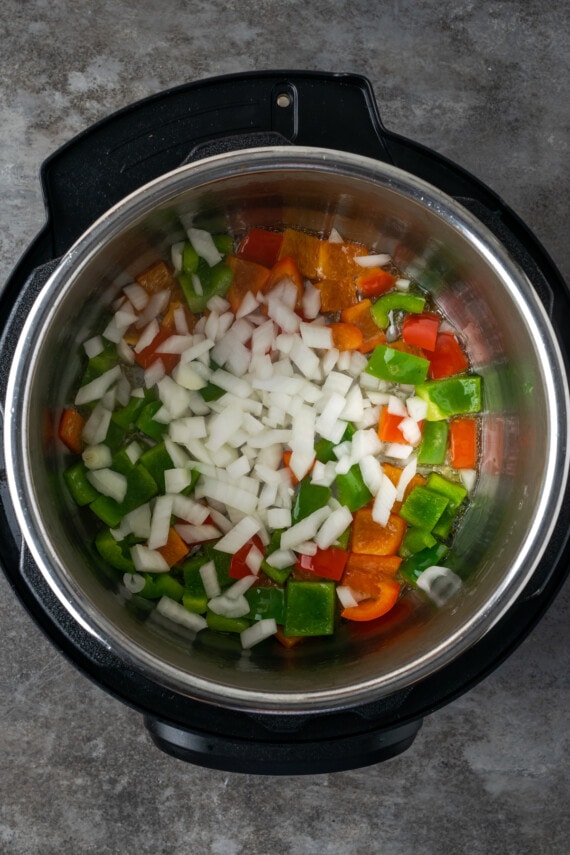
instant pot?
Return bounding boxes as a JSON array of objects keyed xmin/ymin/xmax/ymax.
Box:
[{"xmin": 1, "ymin": 71, "xmax": 569, "ymax": 775}]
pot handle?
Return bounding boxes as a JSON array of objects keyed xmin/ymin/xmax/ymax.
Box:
[{"xmin": 144, "ymin": 715, "xmax": 422, "ymax": 775}]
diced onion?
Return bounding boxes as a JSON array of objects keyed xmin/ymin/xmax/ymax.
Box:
[
  {"xmin": 123, "ymin": 573, "xmax": 146, "ymax": 594},
  {"xmin": 156, "ymin": 596, "xmax": 207, "ymax": 631},
  {"xmin": 315, "ymin": 506, "xmax": 352, "ymax": 550},
  {"xmin": 82, "ymin": 444, "xmax": 112, "ymax": 470},
  {"xmin": 199, "ymin": 560, "xmax": 221, "ymax": 598},
  {"xmin": 354, "ymin": 253, "xmax": 391, "ymax": 268},
  {"xmin": 87, "ymin": 468, "xmax": 127, "ymax": 503},
  {"xmin": 416, "ymin": 566, "xmax": 462, "ymax": 606},
  {"xmin": 214, "ymin": 516, "xmax": 261, "ymax": 554},
  {"xmin": 240, "ymin": 618, "xmax": 277, "ymax": 649},
  {"xmin": 187, "ymin": 227, "xmax": 223, "ymax": 267},
  {"xmin": 131, "ymin": 544, "xmax": 170, "ymax": 573},
  {"xmin": 336, "ymin": 585, "xmax": 360, "ymax": 609}
]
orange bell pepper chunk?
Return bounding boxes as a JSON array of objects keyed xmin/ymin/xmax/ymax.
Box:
[
  {"xmin": 237, "ymin": 228, "xmax": 284, "ymax": 268},
  {"xmin": 157, "ymin": 527, "xmax": 190, "ymax": 568},
  {"xmin": 450, "ymin": 417, "xmax": 477, "ymax": 469},
  {"xmin": 317, "ymin": 240, "xmax": 369, "ymax": 281},
  {"xmin": 328, "ymin": 321, "xmax": 364, "ymax": 352},
  {"xmin": 340, "ymin": 299, "xmax": 387, "ymax": 353},
  {"xmin": 278, "ymin": 228, "xmax": 322, "ymax": 279},
  {"xmin": 58, "ymin": 407, "xmax": 85, "ymax": 454},
  {"xmin": 225, "ymin": 255, "xmax": 270, "ymax": 313},
  {"xmin": 356, "ymin": 268, "xmax": 397, "ymax": 297},
  {"xmin": 342, "ymin": 553, "xmax": 402, "ymax": 593},
  {"xmin": 263, "ymin": 256, "xmax": 304, "ymax": 308},
  {"xmin": 275, "ymin": 627, "xmax": 305, "ymax": 648},
  {"xmin": 314, "ymin": 278, "xmax": 359, "ymax": 313},
  {"xmin": 351, "ymin": 507, "xmax": 406, "ymax": 556},
  {"xmin": 341, "ymin": 577, "xmax": 401, "ymax": 622},
  {"xmin": 136, "ymin": 260, "xmax": 178, "ymax": 295},
  {"xmin": 161, "ymin": 299, "xmax": 197, "ymax": 333}
]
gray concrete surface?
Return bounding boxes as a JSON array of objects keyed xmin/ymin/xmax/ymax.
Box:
[{"xmin": 0, "ymin": 1, "xmax": 569, "ymax": 853}]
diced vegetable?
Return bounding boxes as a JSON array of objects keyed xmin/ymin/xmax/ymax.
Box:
[{"xmin": 62, "ymin": 225, "xmax": 482, "ymax": 649}]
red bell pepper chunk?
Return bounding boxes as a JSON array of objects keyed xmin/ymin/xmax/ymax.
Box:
[
  {"xmin": 133, "ymin": 326, "xmax": 181, "ymax": 374},
  {"xmin": 427, "ymin": 332, "xmax": 468, "ymax": 379},
  {"xmin": 296, "ymin": 546, "xmax": 349, "ymax": 582},
  {"xmin": 341, "ymin": 577, "xmax": 401, "ymax": 622},
  {"xmin": 402, "ymin": 312, "xmax": 440, "ymax": 352},
  {"xmin": 450, "ymin": 417, "xmax": 477, "ymax": 468},
  {"xmin": 229, "ymin": 535, "xmax": 265, "ymax": 579},
  {"xmin": 237, "ymin": 228, "xmax": 284, "ymax": 269},
  {"xmin": 378, "ymin": 406, "xmax": 412, "ymax": 445},
  {"xmin": 356, "ymin": 268, "xmax": 397, "ymax": 297}
]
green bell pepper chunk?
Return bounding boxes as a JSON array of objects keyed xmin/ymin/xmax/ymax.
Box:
[
  {"xmin": 64, "ymin": 462, "xmax": 100, "ymax": 506},
  {"xmin": 314, "ymin": 423, "xmax": 355, "ymax": 463},
  {"xmin": 199, "ymin": 381, "xmax": 226, "ymax": 402},
  {"xmin": 425, "ymin": 473, "xmax": 468, "ymax": 539},
  {"xmin": 139, "ymin": 573, "xmax": 184, "ymax": 602},
  {"xmin": 399, "ymin": 485, "xmax": 449, "ymax": 531},
  {"xmin": 182, "ymin": 241, "xmax": 199, "ymax": 274},
  {"xmin": 292, "ymin": 477, "xmax": 332, "ymax": 524},
  {"xmin": 284, "ymin": 581, "xmax": 336, "ymax": 637},
  {"xmin": 206, "ymin": 611, "xmax": 252, "ymax": 634},
  {"xmin": 80, "ymin": 340, "xmax": 118, "ymax": 386},
  {"xmin": 416, "ymin": 375, "xmax": 482, "ymax": 421},
  {"xmin": 135, "ymin": 400, "xmax": 168, "ymax": 440},
  {"xmin": 111, "ymin": 395, "xmax": 150, "ymax": 431},
  {"xmin": 139, "ymin": 442, "xmax": 174, "ymax": 493},
  {"xmin": 399, "ymin": 526, "xmax": 438, "ymax": 558},
  {"xmin": 371, "ymin": 292, "xmax": 426, "ymax": 328},
  {"xmin": 399, "ymin": 542, "xmax": 450, "ymax": 585},
  {"xmin": 365, "ymin": 344, "xmax": 430, "ymax": 385},
  {"xmin": 89, "ymin": 463, "xmax": 158, "ymax": 527},
  {"xmin": 246, "ymin": 586, "xmax": 286, "ymax": 624},
  {"xmin": 94, "ymin": 528, "xmax": 136, "ymax": 573},
  {"xmin": 179, "ymin": 257, "xmax": 233, "ymax": 313},
  {"xmin": 212, "ymin": 234, "xmax": 234, "ymax": 255},
  {"xmin": 335, "ymin": 464, "xmax": 372, "ymax": 512},
  {"xmin": 200, "ymin": 542, "xmax": 234, "ymax": 589},
  {"xmin": 417, "ymin": 420, "xmax": 449, "ymax": 465},
  {"xmin": 259, "ymin": 529, "xmax": 295, "ymax": 584},
  {"xmin": 181, "ymin": 549, "xmax": 234, "ymax": 613}
]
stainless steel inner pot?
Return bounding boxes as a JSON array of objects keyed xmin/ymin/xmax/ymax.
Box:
[{"xmin": 5, "ymin": 147, "xmax": 569, "ymax": 712}]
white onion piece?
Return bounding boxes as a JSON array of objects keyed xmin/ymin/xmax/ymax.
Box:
[
  {"xmin": 328, "ymin": 228, "xmax": 344, "ymax": 244},
  {"xmin": 123, "ymin": 573, "xmax": 146, "ymax": 594},
  {"xmin": 266, "ymin": 508, "xmax": 292, "ymax": 530},
  {"xmin": 280, "ymin": 507, "xmax": 330, "ymax": 551},
  {"xmin": 148, "ymin": 495, "xmax": 173, "ymax": 550},
  {"xmin": 315, "ymin": 505, "xmax": 352, "ymax": 549},
  {"xmin": 82, "ymin": 444, "xmax": 112, "ymax": 470},
  {"xmin": 187, "ymin": 227, "xmax": 222, "ymax": 267},
  {"xmin": 175, "ymin": 523, "xmax": 220, "ymax": 544},
  {"xmin": 156, "ymin": 596, "xmax": 207, "ymax": 631},
  {"xmin": 395, "ymin": 278, "xmax": 411, "ymax": 291},
  {"xmin": 170, "ymin": 241, "xmax": 185, "ymax": 274},
  {"xmin": 123, "ymin": 503, "xmax": 152, "ymax": 539},
  {"xmin": 164, "ymin": 468, "xmax": 193, "ymax": 494},
  {"xmin": 354, "ymin": 253, "xmax": 391, "ymax": 268},
  {"xmin": 395, "ymin": 457, "xmax": 418, "ymax": 502},
  {"xmin": 299, "ymin": 322, "xmax": 333, "ymax": 350},
  {"xmin": 225, "ymin": 576, "xmax": 257, "ymax": 600},
  {"xmin": 172, "ymin": 494, "xmax": 209, "ymax": 525},
  {"xmin": 406, "ymin": 395, "xmax": 428, "ymax": 422},
  {"xmin": 87, "ymin": 468, "xmax": 127, "ymax": 503},
  {"xmin": 240, "ymin": 618, "xmax": 277, "ymax": 649},
  {"xmin": 245, "ymin": 544, "xmax": 264, "ymax": 574},
  {"xmin": 134, "ymin": 319, "xmax": 160, "ymax": 353},
  {"xmin": 460, "ymin": 469, "xmax": 477, "ymax": 492},
  {"xmin": 131, "ymin": 544, "xmax": 170, "ymax": 573},
  {"xmin": 264, "ymin": 548, "xmax": 296, "ymax": 569},
  {"xmin": 144, "ymin": 359, "xmax": 166, "ymax": 389},
  {"xmin": 199, "ymin": 560, "xmax": 221, "ymax": 598},
  {"xmin": 359, "ymin": 455, "xmax": 383, "ymax": 496},
  {"xmin": 385, "ymin": 442, "xmax": 414, "ymax": 460},
  {"xmin": 336, "ymin": 585, "xmax": 360, "ymax": 609},
  {"xmin": 372, "ymin": 474, "xmax": 398, "ymax": 527},
  {"xmin": 416, "ymin": 566, "xmax": 462, "ymax": 606},
  {"xmin": 398, "ymin": 417, "xmax": 422, "ymax": 446},
  {"xmin": 214, "ymin": 516, "xmax": 261, "ymax": 554},
  {"xmin": 123, "ymin": 283, "xmax": 149, "ymax": 311},
  {"xmin": 135, "ymin": 290, "xmax": 171, "ymax": 328},
  {"xmin": 125, "ymin": 441, "xmax": 143, "ymax": 464},
  {"xmin": 387, "ymin": 394, "xmax": 407, "ymax": 417},
  {"xmin": 83, "ymin": 335, "xmax": 104, "ymax": 358},
  {"xmin": 75, "ymin": 365, "xmax": 122, "ymax": 406},
  {"xmin": 208, "ymin": 593, "xmax": 250, "ymax": 618}
]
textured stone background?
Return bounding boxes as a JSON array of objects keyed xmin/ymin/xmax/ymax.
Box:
[{"xmin": 0, "ymin": 1, "xmax": 569, "ymax": 853}]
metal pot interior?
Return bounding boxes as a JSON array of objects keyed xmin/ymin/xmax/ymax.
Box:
[{"xmin": 6, "ymin": 147, "xmax": 569, "ymax": 711}]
